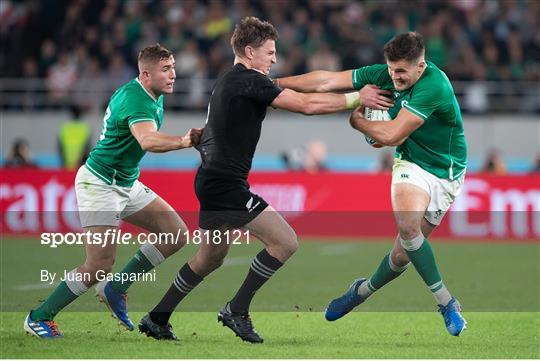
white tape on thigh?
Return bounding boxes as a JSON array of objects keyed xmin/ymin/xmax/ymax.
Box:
[
  {"xmin": 140, "ymin": 243, "xmax": 165, "ymax": 267},
  {"xmin": 399, "ymin": 234, "xmax": 424, "ymax": 251}
]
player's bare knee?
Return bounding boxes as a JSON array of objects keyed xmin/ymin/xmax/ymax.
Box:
[
  {"xmin": 283, "ymin": 238, "xmax": 299, "ymax": 258},
  {"xmin": 275, "ymin": 231, "xmax": 298, "ymax": 260},
  {"xmin": 391, "ymin": 249, "xmax": 410, "ymax": 267},
  {"xmin": 201, "ymin": 254, "xmax": 225, "ymax": 272},
  {"xmin": 398, "ymin": 225, "xmax": 422, "ymax": 241},
  {"xmin": 196, "ymin": 248, "xmax": 227, "ymax": 271}
]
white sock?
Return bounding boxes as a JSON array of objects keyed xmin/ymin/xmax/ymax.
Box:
[
  {"xmin": 140, "ymin": 243, "xmax": 165, "ymax": 267},
  {"xmin": 64, "ymin": 269, "xmax": 89, "ymax": 296},
  {"xmin": 358, "ymin": 279, "xmax": 375, "ymax": 299},
  {"xmin": 430, "ymin": 281, "xmax": 452, "ymax": 306}
]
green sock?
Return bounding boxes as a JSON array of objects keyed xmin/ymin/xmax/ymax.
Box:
[
  {"xmin": 31, "ymin": 281, "xmax": 78, "ymax": 321},
  {"xmin": 369, "ymin": 254, "xmax": 405, "ymax": 289},
  {"xmin": 404, "ymin": 238, "xmax": 442, "ymax": 288},
  {"xmin": 109, "ymin": 249, "xmax": 154, "ymax": 294}
]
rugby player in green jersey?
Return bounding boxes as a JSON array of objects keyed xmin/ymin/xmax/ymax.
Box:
[
  {"xmin": 24, "ymin": 44, "xmax": 202, "ymax": 338},
  {"xmin": 277, "ymin": 32, "xmax": 467, "ymax": 336}
]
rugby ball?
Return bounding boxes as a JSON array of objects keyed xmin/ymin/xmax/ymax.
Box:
[{"xmin": 364, "ymin": 108, "xmax": 391, "ymax": 148}]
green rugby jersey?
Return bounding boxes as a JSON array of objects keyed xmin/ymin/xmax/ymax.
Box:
[
  {"xmin": 85, "ymin": 78, "xmax": 164, "ymax": 187},
  {"xmin": 352, "ymin": 61, "xmax": 467, "ymax": 180}
]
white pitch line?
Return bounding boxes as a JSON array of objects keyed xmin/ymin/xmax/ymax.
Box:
[
  {"xmin": 223, "ymin": 256, "xmax": 251, "ymax": 266},
  {"xmin": 14, "ymin": 282, "xmax": 59, "ymax": 291}
]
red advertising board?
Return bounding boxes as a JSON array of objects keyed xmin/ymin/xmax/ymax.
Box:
[{"xmin": 1, "ymin": 168, "xmax": 538, "ymax": 240}]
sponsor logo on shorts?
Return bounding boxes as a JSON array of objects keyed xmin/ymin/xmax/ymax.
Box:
[{"xmin": 401, "ymin": 174, "xmax": 409, "ymax": 179}]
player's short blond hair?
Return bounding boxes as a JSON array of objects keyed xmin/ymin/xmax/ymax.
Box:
[
  {"xmin": 230, "ymin": 17, "xmax": 278, "ymax": 57},
  {"xmin": 138, "ymin": 43, "xmax": 173, "ymax": 71}
]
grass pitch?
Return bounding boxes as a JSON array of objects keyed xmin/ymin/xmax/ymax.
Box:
[
  {"xmin": 1, "ymin": 238, "xmax": 538, "ymax": 358},
  {"xmin": 1, "ymin": 311, "xmax": 539, "ymax": 358}
]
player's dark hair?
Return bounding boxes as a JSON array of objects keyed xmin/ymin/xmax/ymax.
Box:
[
  {"xmin": 230, "ymin": 17, "xmax": 278, "ymax": 56},
  {"xmin": 138, "ymin": 43, "xmax": 173, "ymax": 65},
  {"xmin": 383, "ymin": 32, "xmax": 425, "ymax": 62}
]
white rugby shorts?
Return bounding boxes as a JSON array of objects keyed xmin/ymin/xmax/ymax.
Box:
[
  {"xmin": 391, "ymin": 159, "xmax": 464, "ymax": 225},
  {"xmin": 75, "ymin": 165, "xmax": 156, "ymax": 227}
]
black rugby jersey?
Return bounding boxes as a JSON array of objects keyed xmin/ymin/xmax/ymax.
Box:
[{"xmin": 197, "ymin": 63, "xmax": 282, "ymax": 179}]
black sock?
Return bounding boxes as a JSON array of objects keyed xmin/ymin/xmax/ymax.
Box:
[
  {"xmin": 229, "ymin": 249, "xmax": 283, "ymax": 313},
  {"xmin": 149, "ymin": 263, "xmax": 203, "ymax": 325}
]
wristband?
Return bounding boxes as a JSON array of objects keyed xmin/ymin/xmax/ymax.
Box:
[{"xmin": 345, "ymin": 92, "xmax": 362, "ymax": 109}]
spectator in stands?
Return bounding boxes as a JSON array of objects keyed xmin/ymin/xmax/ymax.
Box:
[
  {"xmin": 4, "ymin": 138, "xmax": 38, "ymax": 168},
  {"xmin": 282, "ymin": 140, "xmax": 328, "ymax": 174},
  {"xmin": 2, "ymin": 0, "xmax": 540, "ymax": 111},
  {"xmin": 73, "ymin": 56, "xmax": 107, "ymax": 112},
  {"xmin": 281, "ymin": 147, "xmax": 305, "ymax": 171},
  {"xmin": 46, "ymin": 51, "xmax": 77, "ymax": 105},
  {"xmin": 38, "ymin": 39, "xmax": 56, "ymax": 77},
  {"xmin": 20, "ymin": 58, "xmax": 40, "ymax": 110},
  {"xmin": 482, "ymin": 149, "xmax": 508, "ymax": 174},
  {"xmin": 57, "ymin": 105, "xmax": 92, "ymax": 170},
  {"xmin": 307, "ymin": 42, "xmax": 341, "ymax": 72},
  {"xmin": 107, "ymin": 53, "xmax": 136, "ymax": 92},
  {"xmin": 303, "ymin": 139, "xmax": 328, "ymax": 174}
]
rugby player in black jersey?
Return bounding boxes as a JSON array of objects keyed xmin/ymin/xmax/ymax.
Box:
[{"xmin": 139, "ymin": 16, "xmax": 392, "ymax": 343}]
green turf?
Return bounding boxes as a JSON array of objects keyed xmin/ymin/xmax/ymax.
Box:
[
  {"xmin": 1, "ymin": 311, "xmax": 538, "ymax": 358},
  {"xmin": 2, "ymin": 239, "xmax": 538, "ymax": 312},
  {"xmin": 1, "ymin": 238, "xmax": 539, "ymax": 358}
]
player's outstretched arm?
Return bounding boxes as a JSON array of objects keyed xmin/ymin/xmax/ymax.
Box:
[
  {"xmin": 277, "ymin": 72, "xmax": 394, "ymax": 111},
  {"xmin": 130, "ymin": 122, "xmax": 202, "ymax": 152},
  {"xmin": 271, "ymin": 88, "xmax": 360, "ymax": 115},
  {"xmin": 276, "ymin": 70, "xmax": 354, "ymax": 93},
  {"xmin": 349, "ymin": 107, "xmax": 424, "ymax": 146}
]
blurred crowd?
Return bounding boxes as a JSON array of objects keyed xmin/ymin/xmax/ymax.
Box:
[
  {"xmin": 2, "ymin": 0, "xmax": 539, "ymax": 111},
  {"xmin": 6, "ymin": 134, "xmax": 540, "ymax": 174}
]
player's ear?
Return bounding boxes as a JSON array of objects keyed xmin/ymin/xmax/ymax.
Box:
[
  {"xmin": 138, "ymin": 62, "xmax": 150, "ymax": 79},
  {"xmin": 245, "ymin": 45, "xmax": 253, "ymax": 60}
]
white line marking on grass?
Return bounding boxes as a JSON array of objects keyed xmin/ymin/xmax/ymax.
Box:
[
  {"xmin": 14, "ymin": 282, "xmax": 59, "ymax": 291},
  {"xmin": 223, "ymin": 256, "xmax": 251, "ymax": 266}
]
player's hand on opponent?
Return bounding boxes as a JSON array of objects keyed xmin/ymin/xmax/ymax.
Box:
[
  {"xmin": 192, "ymin": 127, "xmax": 204, "ymax": 146},
  {"xmin": 349, "ymin": 105, "xmax": 367, "ymax": 130},
  {"xmin": 359, "ymin": 84, "xmax": 394, "ymax": 111},
  {"xmin": 351, "ymin": 105, "xmax": 366, "ymax": 120},
  {"xmin": 180, "ymin": 128, "xmax": 203, "ymax": 148}
]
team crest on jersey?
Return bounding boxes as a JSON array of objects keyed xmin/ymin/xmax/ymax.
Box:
[{"xmin": 246, "ymin": 197, "xmax": 261, "ymax": 213}]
